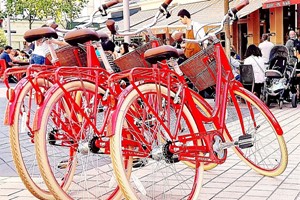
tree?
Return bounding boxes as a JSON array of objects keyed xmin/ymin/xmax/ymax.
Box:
[
  {"xmin": 2, "ymin": 0, "xmax": 88, "ymax": 29},
  {"xmin": 0, "ymin": 29, "xmax": 8, "ymax": 47}
]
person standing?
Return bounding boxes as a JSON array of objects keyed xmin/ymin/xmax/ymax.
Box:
[
  {"xmin": 243, "ymin": 44, "xmax": 265, "ymax": 97},
  {"xmin": 285, "ymin": 30, "xmax": 299, "ymax": 58},
  {"xmin": 177, "ymin": 9, "xmax": 206, "ymax": 58},
  {"xmin": 258, "ymin": 33, "xmax": 274, "ymax": 63}
]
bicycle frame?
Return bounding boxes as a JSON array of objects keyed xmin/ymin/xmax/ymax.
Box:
[
  {"xmin": 33, "ymin": 38, "xmax": 162, "ymax": 153},
  {"xmin": 108, "ymin": 34, "xmax": 284, "ymax": 165}
]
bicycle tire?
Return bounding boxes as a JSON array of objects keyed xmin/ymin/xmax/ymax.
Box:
[
  {"xmin": 9, "ymin": 79, "xmax": 54, "ymax": 199},
  {"xmin": 110, "ymin": 83, "xmax": 204, "ymax": 200},
  {"xmin": 225, "ymin": 87, "xmax": 288, "ymax": 176}
]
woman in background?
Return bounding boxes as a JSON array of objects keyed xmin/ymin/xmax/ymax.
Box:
[{"xmin": 243, "ymin": 44, "xmax": 265, "ymax": 97}]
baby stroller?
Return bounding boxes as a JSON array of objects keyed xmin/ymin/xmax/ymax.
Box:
[{"xmin": 263, "ymin": 45, "xmax": 298, "ymax": 108}]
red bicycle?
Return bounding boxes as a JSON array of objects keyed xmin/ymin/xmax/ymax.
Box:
[
  {"xmin": 3, "ymin": 3, "xmax": 116, "ymax": 199},
  {"xmin": 107, "ymin": 1, "xmax": 288, "ymax": 199},
  {"xmin": 32, "ymin": 1, "xmax": 174, "ymax": 199}
]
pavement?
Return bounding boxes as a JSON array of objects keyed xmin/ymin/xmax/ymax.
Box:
[{"xmin": 0, "ymin": 81, "xmax": 299, "ymax": 200}]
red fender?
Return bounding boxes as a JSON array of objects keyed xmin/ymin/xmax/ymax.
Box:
[{"xmin": 4, "ymin": 78, "xmax": 30, "ymax": 125}]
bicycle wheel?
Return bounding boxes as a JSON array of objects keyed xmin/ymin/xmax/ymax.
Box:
[
  {"xmin": 110, "ymin": 83, "xmax": 204, "ymax": 200},
  {"xmin": 9, "ymin": 79, "xmax": 54, "ymax": 199},
  {"xmin": 35, "ymin": 80, "xmax": 122, "ymax": 199},
  {"xmin": 225, "ymin": 87, "xmax": 288, "ymax": 176}
]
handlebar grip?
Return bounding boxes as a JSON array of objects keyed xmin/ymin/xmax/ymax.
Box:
[
  {"xmin": 106, "ymin": 20, "xmax": 117, "ymax": 35},
  {"xmin": 161, "ymin": 0, "xmax": 173, "ymax": 9},
  {"xmin": 50, "ymin": 23, "xmax": 58, "ymax": 30},
  {"xmin": 164, "ymin": 0, "xmax": 173, "ymax": 6},
  {"xmin": 104, "ymin": 0, "xmax": 120, "ymax": 9},
  {"xmin": 231, "ymin": 0, "xmax": 249, "ymax": 14}
]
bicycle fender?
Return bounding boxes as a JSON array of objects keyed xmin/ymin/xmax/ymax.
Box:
[{"xmin": 5, "ymin": 78, "xmax": 29, "ymax": 125}]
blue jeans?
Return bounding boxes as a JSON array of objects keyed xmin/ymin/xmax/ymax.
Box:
[{"xmin": 30, "ymin": 54, "xmax": 45, "ymax": 64}]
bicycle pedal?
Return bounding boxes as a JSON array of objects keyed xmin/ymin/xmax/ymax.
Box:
[
  {"xmin": 97, "ymin": 105, "xmax": 106, "ymax": 113},
  {"xmin": 132, "ymin": 159, "xmax": 148, "ymax": 168},
  {"xmin": 237, "ymin": 134, "xmax": 253, "ymax": 149}
]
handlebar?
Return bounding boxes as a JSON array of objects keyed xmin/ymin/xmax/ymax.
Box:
[
  {"xmin": 47, "ymin": 0, "xmax": 120, "ymax": 33},
  {"xmin": 159, "ymin": 0, "xmax": 173, "ymax": 18},
  {"xmin": 183, "ymin": 0, "xmax": 249, "ymax": 44},
  {"xmin": 106, "ymin": 0, "xmax": 174, "ymax": 37}
]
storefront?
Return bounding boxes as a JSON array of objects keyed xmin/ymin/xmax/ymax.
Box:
[{"xmin": 104, "ymin": 0, "xmax": 299, "ymax": 59}]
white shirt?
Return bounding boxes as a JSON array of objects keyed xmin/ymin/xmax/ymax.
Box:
[
  {"xmin": 187, "ymin": 21, "xmax": 208, "ymax": 45},
  {"xmin": 258, "ymin": 40, "xmax": 274, "ymax": 63},
  {"xmin": 244, "ymin": 55, "xmax": 266, "ymax": 83},
  {"xmin": 32, "ymin": 41, "xmax": 49, "ymax": 57}
]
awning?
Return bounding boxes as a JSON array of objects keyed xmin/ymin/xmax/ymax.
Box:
[
  {"xmin": 100, "ymin": 0, "xmax": 263, "ymax": 35},
  {"xmin": 262, "ymin": 0, "xmax": 300, "ymax": 9}
]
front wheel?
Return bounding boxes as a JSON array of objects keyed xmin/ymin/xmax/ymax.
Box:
[
  {"xmin": 279, "ymin": 100, "xmax": 283, "ymax": 109},
  {"xmin": 225, "ymin": 87, "xmax": 288, "ymax": 176},
  {"xmin": 291, "ymin": 93, "xmax": 297, "ymax": 108},
  {"xmin": 109, "ymin": 83, "xmax": 204, "ymax": 200}
]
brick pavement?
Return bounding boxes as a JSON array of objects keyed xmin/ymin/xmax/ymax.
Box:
[{"xmin": 0, "ymin": 82, "xmax": 299, "ymax": 200}]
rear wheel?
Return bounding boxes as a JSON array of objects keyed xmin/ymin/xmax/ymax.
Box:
[
  {"xmin": 291, "ymin": 93, "xmax": 297, "ymax": 108},
  {"xmin": 225, "ymin": 88, "xmax": 288, "ymax": 176},
  {"xmin": 35, "ymin": 81, "xmax": 122, "ymax": 199},
  {"xmin": 110, "ymin": 83, "xmax": 205, "ymax": 200}
]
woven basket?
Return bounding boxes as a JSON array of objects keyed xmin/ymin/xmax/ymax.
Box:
[
  {"xmin": 179, "ymin": 45, "xmax": 217, "ymax": 91},
  {"xmin": 114, "ymin": 39, "xmax": 162, "ymax": 71},
  {"xmin": 46, "ymin": 45, "xmax": 87, "ymax": 67}
]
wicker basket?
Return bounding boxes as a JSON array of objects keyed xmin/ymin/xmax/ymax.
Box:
[
  {"xmin": 179, "ymin": 45, "xmax": 218, "ymax": 91},
  {"xmin": 46, "ymin": 45, "xmax": 87, "ymax": 67},
  {"xmin": 114, "ymin": 39, "xmax": 163, "ymax": 71}
]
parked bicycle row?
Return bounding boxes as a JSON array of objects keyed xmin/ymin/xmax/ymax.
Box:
[{"xmin": 2, "ymin": 0, "xmax": 288, "ymax": 199}]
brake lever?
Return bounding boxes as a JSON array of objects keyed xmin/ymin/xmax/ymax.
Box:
[
  {"xmin": 228, "ymin": 8, "xmax": 238, "ymax": 21},
  {"xmin": 99, "ymin": 4, "xmax": 108, "ymax": 16},
  {"xmin": 159, "ymin": 5, "xmax": 171, "ymax": 18}
]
